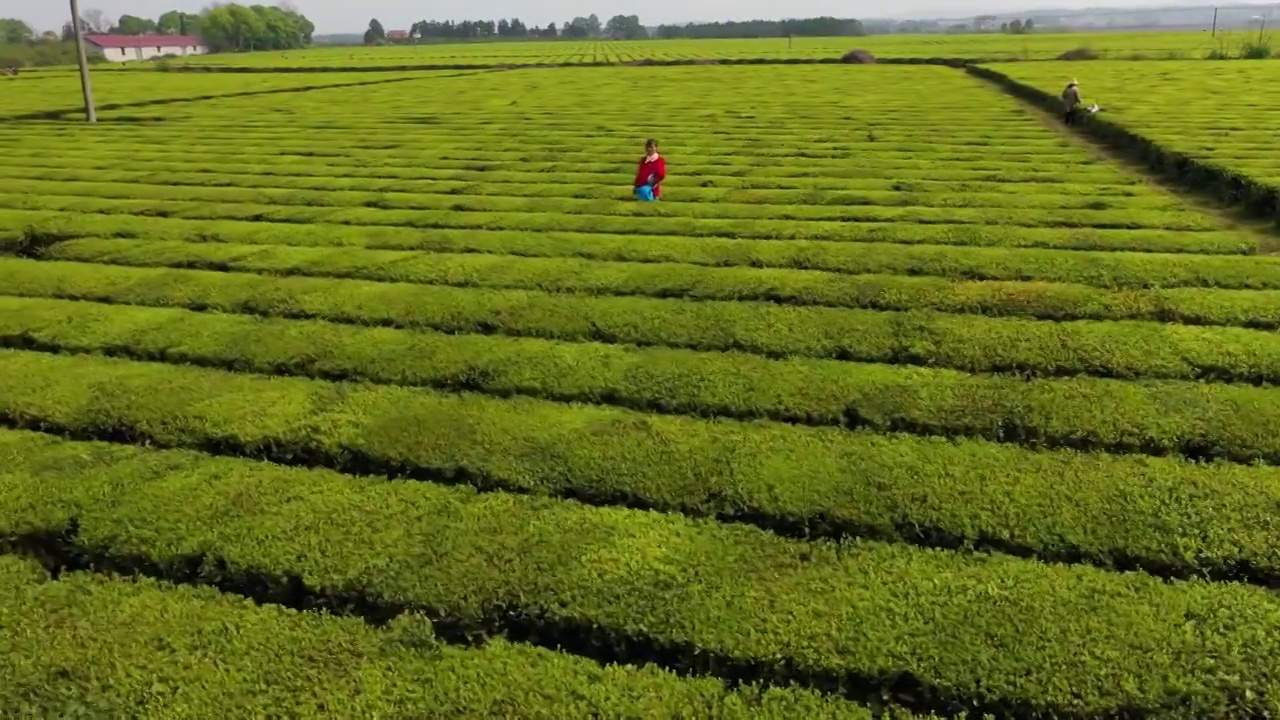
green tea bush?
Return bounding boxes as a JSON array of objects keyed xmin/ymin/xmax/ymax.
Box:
[
  {"xmin": 6, "ymin": 353, "xmax": 1280, "ymax": 586},
  {"xmin": 5, "ymin": 431, "xmax": 1280, "ymax": 716},
  {"xmin": 0, "ymin": 555, "xmax": 880, "ymax": 718}
]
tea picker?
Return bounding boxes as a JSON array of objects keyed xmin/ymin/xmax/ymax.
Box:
[
  {"xmin": 633, "ymin": 139, "xmax": 665, "ymax": 202},
  {"xmin": 1061, "ymin": 79, "xmax": 1102, "ymax": 126}
]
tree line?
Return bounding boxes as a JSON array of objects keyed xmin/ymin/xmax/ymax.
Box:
[
  {"xmin": 81, "ymin": 5, "xmax": 315, "ymax": 53},
  {"xmin": 106, "ymin": 11, "xmax": 202, "ymax": 36},
  {"xmin": 388, "ymin": 14, "xmax": 648, "ymax": 42},
  {"xmin": 199, "ymin": 4, "xmax": 315, "ymax": 52},
  {"xmin": 0, "ymin": 17, "xmax": 78, "ymax": 67},
  {"xmin": 655, "ymin": 17, "xmax": 866, "ymax": 39},
  {"xmin": 388, "ymin": 14, "xmax": 863, "ymax": 43},
  {"xmin": 402, "ymin": 19, "xmax": 559, "ymax": 41},
  {"xmin": 999, "ymin": 19, "xmax": 1036, "ymax": 34}
]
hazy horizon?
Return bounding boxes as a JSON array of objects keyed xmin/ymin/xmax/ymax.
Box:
[{"xmin": 1, "ymin": 0, "xmax": 1272, "ymax": 34}]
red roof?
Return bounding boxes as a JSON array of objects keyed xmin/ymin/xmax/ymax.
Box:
[
  {"xmin": 84, "ymin": 34, "xmax": 203, "ymax": 49},
  {"xmin": 387, "ymin": 30, "xmax": 410, "ymax": 39}
]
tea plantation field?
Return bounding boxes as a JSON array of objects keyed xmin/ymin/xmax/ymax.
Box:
[
  {"xmin": 0, "ymin": 69, "xmax": 440, "ymax": 119},
  {"xmin": 5, "ymin": 59, "xmax": 1280, "ymax": 717},
  {"xmin": 158, "ymin": 31, "xmax": 1226, "ymax": 68},
  {"xmin": 986, "ymin": 60, "xmax": 1280, "ymax": 189}
]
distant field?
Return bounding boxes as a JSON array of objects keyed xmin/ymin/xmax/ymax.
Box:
[
  {"xmin": 152, "ymin": 31, "xmax": 1229, "ymax": 68},
  {"xmin": 4, "ymin": 31, "xmax": 1249, "ymax": 74},
  {"xmin": 989, "ymin": 60, "xmax": 1280, "ymax": 187},
  {"xmin": 0, "ymin": 71, "xmax": 453, "ymax": 119}
]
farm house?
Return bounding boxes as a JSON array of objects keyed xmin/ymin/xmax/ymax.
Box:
[{"xmin": 84, "ymin": 34, "xmax": 208, "ymax": 63}]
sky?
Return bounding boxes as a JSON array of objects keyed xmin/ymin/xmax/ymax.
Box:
[{"xmin": 0, "ymin": 0, "xmax": 1269, "ymax": 34}]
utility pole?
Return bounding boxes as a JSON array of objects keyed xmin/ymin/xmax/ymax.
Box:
[
  {"xmin": 1211, "ymin": 7, "xmax": 1218, "ymax": 37},
  {"xmin": 69, "ymin": 0, "xmax": 97, "ymax": 123}
]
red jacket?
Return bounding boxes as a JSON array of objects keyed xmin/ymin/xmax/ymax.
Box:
[{"xmin": 634, "ymin": 154, "xmax": 666, "ymax": 197}]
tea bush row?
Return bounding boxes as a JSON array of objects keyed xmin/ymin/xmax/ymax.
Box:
[
  {"xmin": 0, "ymin": 178, "xmax": 1218, "ymax": 229},
  {"xmin": 9, "ymin": 281, "xmax": 1280, "ymax": 385},
  {"xmin": 3, "ymin": 429, "xmax": 1280, "ymax": 717},
  {"xmin": 8, "ymin": 256, "xmax": 1280, "ymax": 340},
  {"xmin": 12, "ymin": 219, "xmax": 1275, "ymax": 287},
  {"xmin": 0, "ymin": 555, "xmax": 884, "ymax": 718},
  {"xmin": 1, "ymin": 166, "xmax": 1193, "ymax": 211},
  {"xmin": 4, "ymin": 350, "xmax": 1280, "ymax": 583},
  {"xmin": 1, "ymin": 206, "xmax": 1253, "ymax": 255}
]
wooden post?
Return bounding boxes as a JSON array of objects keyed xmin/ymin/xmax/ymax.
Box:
[{"xmin": 69, "ymin": 0, "xmax": 96, "ymax": 123}]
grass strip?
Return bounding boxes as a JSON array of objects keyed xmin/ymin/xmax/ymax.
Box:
[
  {"xmin": 6, "ymin": 256, "xmax": 1280, "ymax": 345},
  {"xmin": 34, "ymin": 238, "xmax": 1280, "ymax": 331},
  {"xmin": 0, "ymin": 178, "xmax": 1224, "ymax": 230},
  {"xmin": 0, "ymin": 146, "xmax": 1147, "ymax": 187},
  {"xmin": 0, "ymin": 154, "xmax": 1165, "ymax": 193},
  {"xmin": 2, "ymin": 430, "xmax": 1280, "ymax": 717},
  {"xmin": 4, "ymin": 313, "xmax": 1280, "ymax": 466},
  {"xmin": 0, "ymin": 207, "xmax": 1256, "ymax": 255},
  {"xmin": 48, "ymin": 228, "xmax": 1280, "ymax": 290},
  {"xmin": 0, "ymin": 142, "xmax": 1143, "ymax": 174},
  {"xmin": 3, "ymin": 351, "xmax": 1280, "ymax": 584},
  {"xmin": 0, "ymin": 128, "xmax": 1096, "ymax": 157},
  {"xmin": 0, "ymin": 555, "xmax": 885, "ymax": 719},
  {"xmin": 0, "ymin": 167, "xmax": 1190, "ymax": 211},
  {"xmin": 5, "ymin": 214, "xmax": 1275, "ymax": 288},
  {"xmin": 5, "ymin": 290, "xmax": 1280, "ymax": 389},
  {"xmin": 42, "ymin": 239, "xmax": 1278, "ymax": 320},
  {"xmin": 0, "ymin": 193, "xmax": 1247, "ymax": 245}
]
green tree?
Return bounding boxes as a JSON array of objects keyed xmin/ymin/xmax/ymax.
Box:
[
  {"xmin": 1008, "ymin": 19, "xmax": 1024, "ymax": 34},
  {"xmin": 253, "ymin": 5, "xmax": 297, "ymax": 47},
  {"xmin": 82, "ymin": 8, "xmax": 108, "ymax": 33},
  {"xmin": 364, "ymin": 18, "xmax": 386, "ymax": 45},
  {"xmin": 200, "ymin": 3, "xmax": 313, "ymax": 52},
  {"xmin": 605, "ymin": 15, "xmax": 647, "ymax": 39},
  {"xmin": 654, "ymin": 16, "xmax": 864, "ymax": 39},
  {"xmin": 0, "ymin": 22, "xmax": 80, "ymax": 68},
  {"xmin": 0, "ymin": 18, "xmax": 34, "ymax": 45},
  {"xmin": 295, "ymin": 14, "xmax": 315, "ymax": 45},
  {"xmin": 114, "ymin": 15, "xmax": 159, "ymax": 34},
  {"xmin": 202, "ymin": 4, "xmax": 261, "ymax": 51},
  {"xmin": 564, "ymin": 16, "xmax": 591, "ymax": 38},
  {"xmin": 158, "ymin": 11, "xmax": 201, "ymax": 35}
]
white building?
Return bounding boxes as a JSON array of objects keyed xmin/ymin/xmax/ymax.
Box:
[{"xmin": 84, "ymin": 34, "xmax": 208, "ymax": 63}]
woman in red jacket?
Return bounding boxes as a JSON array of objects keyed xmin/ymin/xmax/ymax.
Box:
[{"xmin": 634, "ymin": 139, "xmax": 665, "ymax": 201}]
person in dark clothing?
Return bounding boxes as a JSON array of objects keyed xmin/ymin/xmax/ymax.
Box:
[
  {"xmin": 1062, "ymin": 80, "xmax": 1082, "ymax": 125},
  {"xmin": 633, "ymin": 139, "xmax": 666, "ymax": 201}
]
